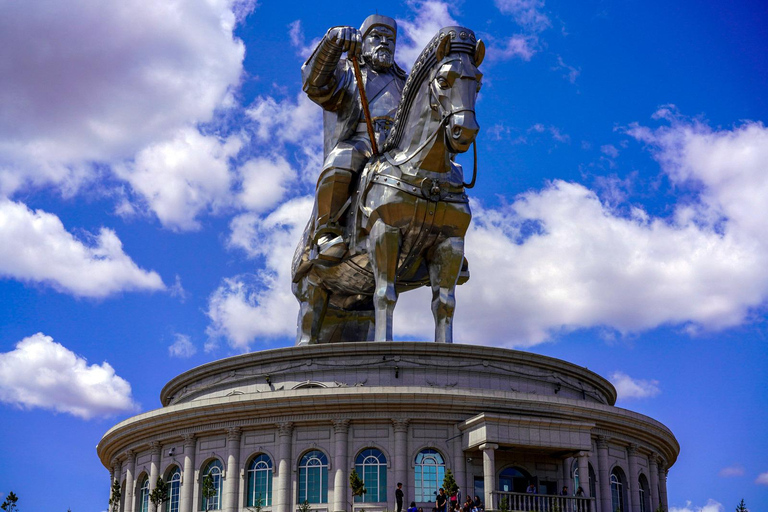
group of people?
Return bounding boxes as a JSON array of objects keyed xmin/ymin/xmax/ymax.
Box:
[{"xmin": 397, "ymin": 484, "xmax": 484, "ymax": 512}]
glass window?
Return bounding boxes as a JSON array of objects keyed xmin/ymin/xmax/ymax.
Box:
[
  {"xmin": 298, "ymin": 450, "xmax": 329, "ymax": 504},
  {"xmin": 638, "ymin": 475, "xmax": 650, "ymax": 512},
  {"xmin": 414, "ymin": 449, "xmax": 445, "ymax": 502},
  {"xmin": 202, "ymin": 460, "xmax": 224, "ymax": 510},
  {"xmin": 167, "ymin": 466, "xmax": 181, "ymax": 512},
  {"xmin": 138, "ymin": 476, "xmax": 150, "ymax": 512},
  {"xmin": 248, "ymin": 454, "xmax": 274, "ymax": 507},
  {"xmin": 610, "ymin": 470, "xmax": 625, "ymax": 512},
  {"xmin": 355, "ymin": 448, "xmax": 388, "ymax": 503}
]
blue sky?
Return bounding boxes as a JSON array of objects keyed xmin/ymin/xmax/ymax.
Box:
[{"xmin": 0, "ymin": 0, "xmax": 767, "ymax": 510}]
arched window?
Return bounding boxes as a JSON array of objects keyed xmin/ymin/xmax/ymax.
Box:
[
  {"xmin": 572, "ymin": 462, "xmax": 596, "ymax": 497},
  {"xmin": 247, "ymin": 454, "xmax": 274, "ymax": 507},
  {"xmin": 355, "ymin": 448, "xmax": 388, "ymax": 503},
  {"xmin": 167, "ymin": 466, "xmax": 181, "ymax": 512},
  {"xmin": 202, "ymin": 459, "xmax": 224, "ymax": 510},
  {"xmin": 414, "ymin": 449, "xmax": 445, "ymax": 502},
  {"xmin": 298, "ymin": 450, "xmax": 329, "ymax": 504},
  {"xmin": 638, "ymin": 474, "xmax": 650, "ymax": 512},
  {"xmin": 610, "ymin": 468, "xmax": 626, "ymax": 512},
  {"xmin": 138, "ymin": 475, "xmax": 150, "ymax": 512},
  {"xmin": 499, "ymin": 466, "xmax": 531, "ymax": 493}
]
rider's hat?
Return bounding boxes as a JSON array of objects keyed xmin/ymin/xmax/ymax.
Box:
[{"xmin": 360, "ymin": 14, "xmax": 397, "ymax": 41}]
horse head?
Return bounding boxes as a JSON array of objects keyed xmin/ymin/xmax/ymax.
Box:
[
  {"xmin": 383, "ymin": 26, "xmax": 485, "ymax": 164},
  {"xmin": 431, "ymin": 29, "xmax": 485, "ymax": 153}
]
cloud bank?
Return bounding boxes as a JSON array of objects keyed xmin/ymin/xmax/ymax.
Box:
[
  {"xmin": 0, "ymin": 333, "xmax": 138, "ymax": 419},
  {"xmin": 0, "ymin": 200, "xmax": 164, "ymax": 297}
]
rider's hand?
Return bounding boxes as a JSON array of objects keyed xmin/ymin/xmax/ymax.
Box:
[{"xmin": 327, "ymin": 26, "xmax": 362, "ymax": 57}]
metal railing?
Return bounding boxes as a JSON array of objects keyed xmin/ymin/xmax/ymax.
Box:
[{"xmin": 495, "ymin": 491, "xmax": 595, "ymax": 512}]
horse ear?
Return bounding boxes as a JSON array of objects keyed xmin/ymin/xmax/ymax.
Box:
[
  {"xmin": 474, "ymin": 39, "xmax": 486, "ymax": 67},
  {"xmin": 436, "ymin": 34, "xmax": 451, "ymax": 61}
]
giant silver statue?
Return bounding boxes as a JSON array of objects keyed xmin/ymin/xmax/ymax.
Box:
[{"xmin": 292, "ymin": 19, "xmax": 484, "ymax": 345}]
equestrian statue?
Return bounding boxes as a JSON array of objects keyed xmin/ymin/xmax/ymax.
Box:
[{"xmin": 292, "ymin": 15, "xmax": 484, "ymax": 344}]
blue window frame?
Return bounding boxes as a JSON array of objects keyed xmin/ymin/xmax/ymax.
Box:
[
  {"xmin": 167, "ymin": 466, "xmax": 181, "ymax": 512},
  {"xmin": 298, "ymin": 450, "xmax": 329, "ymax": 504},
  {"xmin": 248, "ymin": 454, "xmax": 274, "ymax": 507},
  {"xmin": 138, "ymin": 475, "xmax": 150, "ymax": 512},
  {"xmin": 202, "ymin": 460, "xmax": 224, "ymax": 510},
  {"xmin": 414, "ymin": 449, "xmax": 445, "ymax": 502},
  {"xmin": 355, "ymin": 448, "xmax": 388, "ymax": 503}
]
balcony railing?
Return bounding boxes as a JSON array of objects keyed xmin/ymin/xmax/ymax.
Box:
[{"xmin": 494, "ymin": 491, "xmax": 595, "ymax": 512}]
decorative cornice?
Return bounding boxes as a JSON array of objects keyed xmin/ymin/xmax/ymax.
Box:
[
  {"xmin": 182, "ymin": 433, "xmax": 195, "ymax": 447},
  {"xmin": 596, "ymin": 435, "xmax": 609, "ymax": 449},
  {"xmin": 277, "ymin": 422, "xmax": 294, "ymax": 436},
  {"xmin": 332, "ymin": 419, "xmax": 350, "ymax": 434},
  {"xmin": 150, "ymin": 441, "xmax": 161, "ymax": 456},
  {"xmin": 628, "ymin": 443, "xmax": 639, "ymax": 455},
  {"xmin": 392, "ymin": 418, "xmax": 410, "ymax": 433},
  {"xmin": 227, "ymin": 427, "xmax": 242, "ymax": 441}
]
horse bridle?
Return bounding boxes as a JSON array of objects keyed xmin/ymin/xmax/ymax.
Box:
[{"xmin": 383, "ymin": 92, "xmax": 478, "ymax": 189}]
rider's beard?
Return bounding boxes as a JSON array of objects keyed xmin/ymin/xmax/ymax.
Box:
[{"xmin": 366, "ymin": 47, "xmax": 393, "ymax": 71}]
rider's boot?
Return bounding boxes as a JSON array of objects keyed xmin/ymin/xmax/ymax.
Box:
[{"xmin": 312, "ymin": 168, "xmax": 353, "ymax": 262}]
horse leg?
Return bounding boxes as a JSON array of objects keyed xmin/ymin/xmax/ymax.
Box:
[
  {"xmin": 428, "ymin": 236, "xmax": 464, "ymax": 343},
  {"xmin": 293, "ymin": 276, "xmax": 329, "ymax": 345},
  {"xmin": 367, "ymin": 219, "xmax": 401, "ymax": 341}
]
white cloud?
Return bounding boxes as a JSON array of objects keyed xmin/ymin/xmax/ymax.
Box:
[
  {"xmin": 397, "ymin": 1, "xmax": 459, "ymax": 68},
  {"xmin": 207, "ymin": 197, "xmax": 312, "ymax": 350},
  {"xmin": 168, "ymin": 334, "xmax": 197, "ymax": 358},
  {"xmin": 756, "ymin": 472, "xmax": 768, "ymax": 485},
  {"xmin": 0, "ymin": 0, "xmax": 246, "ymax": 196},
  {"xmin": 495, "ymin": 0, "xmax": 551, "ymax": 32},
  {"xmin": 670, "ymin": 500, "xmax": 725, "ymax": 512},
  {"xmin": 0, "ymin": 199, "xmax": 164, "ymax": 297},
  {"xmin": 718, "ymin": 465, "xmax": 745, "ymax": 477},
  {"xmin": 288, "ymin": 20, "xmax": 320, "ymax": 59},
  {"xmin": 610, "ymin": 371, "xmax": 661, "ymax": 400},
  {"xmin": 207, "ymin": 114, "xmax": 768, "ymax": 347},
  {"xmin": 116, "ymin": 128, "xmax": 243, "ymax": 231},
  {"xmin": 238, "ymin": 155, "xmax": 298, "ymax": 212},
  {"xmin": 0, "ymin": 333, "xmax": 138, "ymax": 419},
  {"xmin": 494, "ymin": 35, "xmax": 537, "ymax": 61},
  {"xmin": 553, "ymin": 55, "xmax": 581, "ymax": 84}
]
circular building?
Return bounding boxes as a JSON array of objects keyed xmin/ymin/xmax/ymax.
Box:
[{"xmin": 98, "ymin": 342, "xmax": 678, "ymax": 512}]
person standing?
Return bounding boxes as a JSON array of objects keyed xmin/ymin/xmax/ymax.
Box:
[
  {"xmin": 396, "ymin": 482, "xmax": 404, "ymax": 512},
  {"xmin": 436, "ymin": 488, "xmax": 448, "ymax": 512}
]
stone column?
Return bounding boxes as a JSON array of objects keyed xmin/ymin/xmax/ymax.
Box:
[
  {"xmin": 181, "ymin": 434, "xmax": 196, "ymax": 512},
  {"xmin": 649, "ymin": 454, "xmax": 659, "ymax": 512},
  {"xmin": 573, "ymin": 452, "xmax": 591, "ymax": 497},
  {"xmin": 453, "ymin": 434, "xmax": 466, "ymax": 506},
  {"xmin": 125, "ymin": 450, "xmax": 136, "ymax": 512},
  {"xmin": 332, "ymin": 419, "xmax": 350, "ymax": 512},
  {"xmin": 149, "ymin": 441, "xmax": 161, "ymax": 512},
  {"xmin": 659, "ymin": 466, "xmax": 669, "ymax": 512},
  {"xmin": 596, "ymin": 437, "xmax": 611, "ymax": 512},
  {"xmin": 276, "ymin": 422, "xmax": 294, "ymax": 512},
  {"xmin": 577, "ymin": 452, "xmax": 590, "ymax": 498},
  {"xmin": 224, "ymin": 428, "xmax": 242, "ymax": 512},
  {"xmin": 562, "ymin": 457, "xmax": 572, "ymax": 495},
  {"xmin": 480, "ymin": 443, "xmax": 498, "ymax": 511},
  {"xmin": 627, "ymin": 445, "xmax": 640, "ymax": 512},
  {"xmin": 393, "ymin": 419, "xmax": 410, "ymax": 503},
  {"xmin": 112, "ymin": 459, "xmax": 122, "ymax": 512}
]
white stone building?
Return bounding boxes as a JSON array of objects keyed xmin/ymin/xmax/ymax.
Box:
[{"xmin": 98, "ymin": 342, "xmax": 678, "ymax": 512}]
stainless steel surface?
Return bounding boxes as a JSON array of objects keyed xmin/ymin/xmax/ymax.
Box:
[{"xmin": 292, "ymin": 25, "xmax": 484, "ymax": 345}]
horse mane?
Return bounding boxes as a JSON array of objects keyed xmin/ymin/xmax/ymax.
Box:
[{"xmin": 382, "ymin": 26, "xmax": 479, "ymax": 153}]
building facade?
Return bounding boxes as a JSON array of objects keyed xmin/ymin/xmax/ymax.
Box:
[{"xmin": 98, "ymin": 343, "xmax": 678, "ymax": 512}]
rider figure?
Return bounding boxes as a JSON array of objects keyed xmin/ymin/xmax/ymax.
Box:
[{"xmin": 302, "ymin": 14, "xmax": 407, "ymax": 261}]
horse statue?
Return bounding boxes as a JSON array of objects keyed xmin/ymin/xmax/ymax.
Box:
[{"xmin": 291, "ymin": 26, "xmax": 484, "ymax": 344}]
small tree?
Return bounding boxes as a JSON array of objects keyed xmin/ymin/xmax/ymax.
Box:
[
  {"xmin": 108, "ymin": 479, "xmax": 122, "ymax": 512},
  {"xmin": 149, "ymin": 477, "xmax": 169, "ymax": 509},
  {"xmin": 735, "ymin": 499, "xmax": 748, "ymax": 512},
  {"xmin": 247, "ymin": 493, "xmax": 264, "ymax": 512},
  {"xmin": 653, "ymin": 505, "xmax": 665, "ymax": 512},
  {"xmin": 298, "ymin": 500, "xmax": 312, "ymax": 512},
  {"xmin": 499, "ymin": 496, "xmax": 509, "ymax": 512},
  {"xmin": 443, "ymin": 469, "xmax": 458, "ymax": 498},
  {"xmin": 1, "ymin": 492, "xmax": 19, "ymax": 512},
  {"xmin": 202, "ymin": 474, "xmax": 218, "ymax": 512},
  {"xmin": 350, "ymin": 468, "xmax": 367, "ymax": 501}
]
